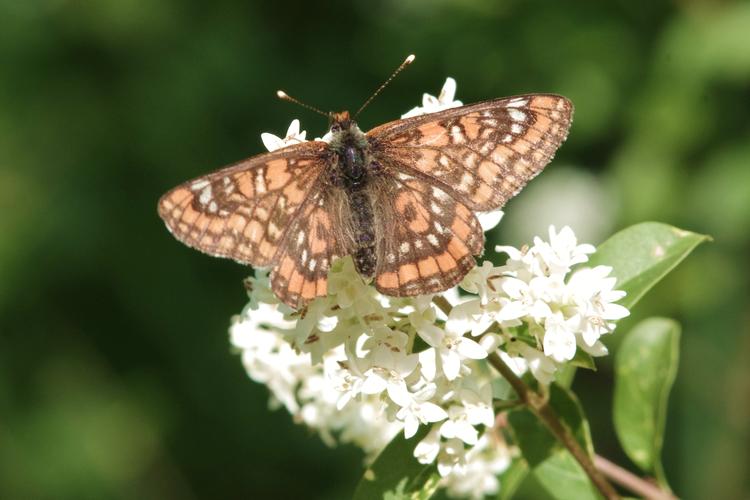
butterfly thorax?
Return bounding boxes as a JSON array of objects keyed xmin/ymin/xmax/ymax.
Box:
[{"xmin": 327, "ymin": 111, "xmax": 378, "ymax": 279}]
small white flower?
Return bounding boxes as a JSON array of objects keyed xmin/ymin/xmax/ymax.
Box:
[
  {"xmin": 533, "ymin": 225, "xmax": 596, "ymax": 276},
  {"xmin": 418, "ymin": 324, "xmax": 488, "ymax": 381},
  {"xmin": 542, "ymin": 312, "xmax": 578, "ymax": 362},
  {"xmin": 509, "ymin": 341, "xmax": 558, "ymax": 385},
  {"xmin": 437, "ymin": 438, "xmax": 468, "ymax": 476},
  {"xmin": 439, "ymin": 405, "xmax": 481, "ymax": 445},
  {"xmin": 360, "ymin": 345, "xmax": 419, "ymax": 406},
  {"xmin": 261, "ymin": 119, "xmax": 307, "ymax": 151},
  {"xmin": 567, "ymin": 265, "xmax": 629, "ymax": 346},
  {"xmin": 401, "ymin": 77, "xmax": 464, "ymax": 118},
  {"xmin": 414, "ymin": 426, "xmax": 442, "ymax": 464},
  {"xmin": 395, "ymin": 386, "xmax": 449, "ymax": 438}
]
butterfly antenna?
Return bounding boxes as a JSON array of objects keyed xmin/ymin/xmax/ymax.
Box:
[
  {"xmin": 276, "ymin": 90, "xmax": 329, "ymax": 118},
  {"xmin": 354, "ymin": 54, "xmax": 415, "ymax": 119}
]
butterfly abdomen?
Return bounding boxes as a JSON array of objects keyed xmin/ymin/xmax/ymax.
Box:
[{"xmin": 332, "ymin": 124, "xmax": 378, "ymax": 279}]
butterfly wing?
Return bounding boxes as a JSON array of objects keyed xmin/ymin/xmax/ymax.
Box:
[
  {"xmin": 369, "ymin": 169, "xmax": 484, "ymax": 297},
  {"xmin": 366, "ymin": 94, "xmax": 572, "ymax": 296},
  {"xmin": 158, "ymin": 141, "xmax": 329, "ymax": 268},
  {"xmin": 269, "ymin": 186, "xmax": 351, "ymax": 309},
  {"xmin": 366, "ymin": 94, "xmax": 573, "ymax": 211}
]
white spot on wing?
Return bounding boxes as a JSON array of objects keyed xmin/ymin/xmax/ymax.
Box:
[
  {"xmin": 432, "ymin": 187, "xmax": 450, "ymax": 202},
  {"xmin": 255, "ymin": 173, "xmax": 267, "ymax": 194},
  {"xmin": 400, "ymin": 242, "xmax": 410, "ymax": 254},
  {"xmin": 450, "ymin": 125, "xmax": 465, "ymax": 144},
  {"xmin": 509, "ymin": 109, "xmax": 527, "ymax": 122},
  {"xmin": 506, "ymin": 98, "xmax": 528, "ymax": 108},
  {"xmin": 511, "ymin": 123, "xmax": 523, "ymax": 134},
  {"xmin": 191, "ymin": 179, "xmax": 210, "ymax": 191},
  {"xmin": 199, "ymin": 185, "xmax": 212, "ymax": 205}
]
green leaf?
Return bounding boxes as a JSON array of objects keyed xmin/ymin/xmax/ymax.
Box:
[
  {"xmin": 532, "ymin": 450, "xmax": 602, "ymax": 500},
  {"xmin": 497, "ymin": 458, "xmax": 528, "ymax": 500},
  {"xmin": 613, "ymin": 317, "xmax": 680, "ymax": 489},
  {"xmin": 508, "ymin": 384, "xmax": 599, "ymax": 499},
  {"xmin": 354, "ymin": 426, "xmax": 441, "ymax": 500},
  {"xmin": 587, "ymin": 222, "xmax": 710, "ymax": 309}
]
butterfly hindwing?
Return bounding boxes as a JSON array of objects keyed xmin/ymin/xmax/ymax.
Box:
[
  {"xmin": 367, "ymin": 94, "xmax": 573, "ymax": 211},
  {"xmin": 369, "ymin": 169, "xmax": 484, "ymax": 297},
  {"xmin": 270, "ymin": 187, "xmax": 350, "ymax": 309},
  {"xmin": 158, "ymin": 142, "xmax": 329, "ymax": 267}
]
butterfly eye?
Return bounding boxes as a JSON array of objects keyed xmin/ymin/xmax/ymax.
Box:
[{"xmin": 330, "ymin": 123, "xmax": 342, "ymax": 133}]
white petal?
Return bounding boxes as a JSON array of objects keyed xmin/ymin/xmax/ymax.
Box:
[
  {"xmin": 417, "ymin": 323, "xmax": 444, "ymax": 347},
  {"xmin": 477, "ymin": 210, "xmax": 504, "ymax": 231},
  {"xmin": 336, "ymin": 391, "xmax": 352, "ymax": 410},
  {"xmin": 442, "ymin": 350, "xmax": 461, "ymax": 381},
  {"xmin": 286, "ymin": 119, "xmax": 300, "ymax": 137},
  {"xmin": 445, "ymin": 301, "xmax": 481, "ymax": 335},
  {"xmin": 580, "ymin": 339, "xmax": 609, "ymax": 357},
  {"xmin": 387, "ymin": 380, "xmax": 412, "ymax": 407},
  {"xmin": 260, "ymin": 133, "xmax": 284, "ymax": 152},
  {"xmin": 495, "ymin": 301, "xmax": 527, "ymax": 321},
  {"xmin": 603, "ymin": 303, "xmax": 630, "ymax": 320},
  {"xmin": 457, "ymin": 338, "xmax": 488, "ymax": 359},
  {"xmin": 414, "ymin": 427, "xmax": 441, "ymax": 464},
  {"xmin": 439, "ymin": 77, "xmax": 457, "ymax": 103},
  {"xmin": 581, "ymin": 325, "xmax": 602, "ymax": 347},
  {"xmin": 404, "ymin": 414, "xmax": 419, "ymax": 439},
  {"xmin": 420, "ymin": 402, "xmax": 449, "ymax": 423},
  {"xmin": 455, "ymin": 422, "xmax": 479, "ymax": 445},
  {"xmin": 419, "ymin": 349, "xmax": 437, "ymax": 381},
  {"xmin": 440, "ymin": 419, "xmax": 457, "ymax": 439},
  {"xmin": 361, "ymin": 374, "xmax": 387, "ymax": 394},
  {"xmin": 543, "ymin": 328, "xmax": 576, "ymax": 362}
]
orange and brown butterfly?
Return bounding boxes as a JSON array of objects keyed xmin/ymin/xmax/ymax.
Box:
[{"xmin": 158, "ymin": 56, "xmax": 573, "ymax": 310}]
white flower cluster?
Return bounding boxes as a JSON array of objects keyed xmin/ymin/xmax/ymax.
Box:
[
  {"xmin": 230, "ymin": 79, "xmax": 628, "ymax": 499},
  {"xmin": 454, "ymin": 225, "xmax": 630, "ymax": 384}
]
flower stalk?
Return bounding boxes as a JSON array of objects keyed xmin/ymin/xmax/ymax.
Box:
[{"xmin": 486, "ymin": 351, "xmax": 620, "ymax": 500}]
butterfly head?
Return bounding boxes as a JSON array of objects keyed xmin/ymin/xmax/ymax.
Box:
[
  {"xmin": 327, "ymin": 110, "xmax": 367, "ymax": 151},
  {"xmin": 329, "ymin": 111, "xmax": 352, "ymax": 131}
]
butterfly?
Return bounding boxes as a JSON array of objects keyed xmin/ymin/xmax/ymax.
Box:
[{"xmin": 158, "ymin": 82, "xmax": 573, "ymax": 310}]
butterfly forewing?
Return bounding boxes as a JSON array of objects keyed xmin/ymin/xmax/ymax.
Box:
[
  {"xmin": 367, "ymin": 94, "xmax": 573, "ymax": 211},
  {"xmin": 158, "ymin": 141, "xmax": 329, "ymax": 267}
]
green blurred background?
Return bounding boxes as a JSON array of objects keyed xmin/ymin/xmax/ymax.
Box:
[{"xmin": 1, "ymin": 1, "xmax": 748, "ymax": 498}]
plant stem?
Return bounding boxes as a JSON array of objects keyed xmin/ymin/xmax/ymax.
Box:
[
  {"xmin": 487, "ymin": 351, "xmax": 621, "ymax": 500},
  {"xmin": 594, "ymin": 455, "xmax": 678, "ymax": 500}
]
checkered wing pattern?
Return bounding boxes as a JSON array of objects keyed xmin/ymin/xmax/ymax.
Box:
[
  {"xmin": 158, "ymin": 141, "xmax": 328, "ymax": 267},
  {"xmin": 269, "ymin": 187, "xmax": 350, "ymax": 309},
  {"xmin": 367, "ymin": 94, "xmax": 573, "ymax": 211},
  {"xmin": 369, "ymin": 169, "xmax": 484, "ymax": 296}
]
